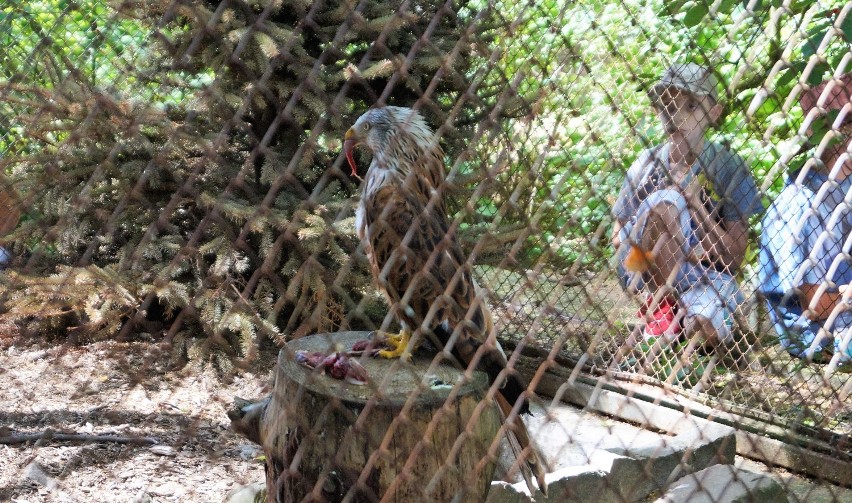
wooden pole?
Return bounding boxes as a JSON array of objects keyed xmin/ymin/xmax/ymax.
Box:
[{"xmin": 229, "ymin": 331, "xmax": 501, "ymax": 503}]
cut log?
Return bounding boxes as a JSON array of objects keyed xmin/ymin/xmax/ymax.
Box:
[{"xmin": 229, "ymin": 331, "xmax": 502, "ymax": 503}]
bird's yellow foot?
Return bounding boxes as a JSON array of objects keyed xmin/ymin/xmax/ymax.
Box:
[{"xmin": 376, "ymin": 330, "xmax": 415, "ymax": 360}]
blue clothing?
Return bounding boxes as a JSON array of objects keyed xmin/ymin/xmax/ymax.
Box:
[
  {"xmin": 612, "ymin": 141, "xmax": 763, "ymax": 342},
  {"xmin": 615, "ymin": 190, "xmax": 744, "ymax": 342},
  {"xmin": 613, "ymin": 141, "xmax": 763, "ymax": 230},
  {"xmin": 759, "ymin": 169, "xmax": 852, "ymax": 361}
]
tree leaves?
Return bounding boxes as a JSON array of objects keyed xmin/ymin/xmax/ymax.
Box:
[{"xmin": 683, "ymin": 2, "xmax": 709, "ymax": 28}]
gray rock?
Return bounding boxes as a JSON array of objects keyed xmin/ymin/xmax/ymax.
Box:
[
  {"xmin": 507, "ymin": 402, "xmax": 737, "ymax": 502},
  {"xmin": 537, "ymin": 466, "xmax": 612, "ymax": 503},
  {"xmin": 149, "ymin": 444, "xmax": 177, "ymax": 457},
  {"xmin": 24, "ymin": 461, "xmax": 58, "ymax": 491},
  {"xmin": 131, "ymin": 491, "xmax": 153, "ymax": 503},
  {"xmin": 224, "ymin": 481, "xmax": 267, "ymax": 503},
  {"xmin": 486, "ymin": 481, "xmax": 534, "ymax": 503},
  {"xmin": 654, "ymin": 464, "xmax": 789, "ymax": 503}
]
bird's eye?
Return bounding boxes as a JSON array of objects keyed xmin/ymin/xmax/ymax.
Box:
[{"xmin": 362, "ymin": 123, "xmax": 371, "ymax": 132}]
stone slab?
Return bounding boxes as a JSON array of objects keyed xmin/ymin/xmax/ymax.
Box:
[
  {"xmin": 489, "ymin": 400, "xmax": 737, "ymax": 502},
  {"xmin": 654, "ymin": 464, "xmax": 789, "ymax": 503}
]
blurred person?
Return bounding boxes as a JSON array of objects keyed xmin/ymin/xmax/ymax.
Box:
[
  {"xmin": 0, "ymin": 176, "xmax": 17, "ymax": 270},
  {"xmin": 759, "ymin": 72, "xmax": 852, "ymax": 367},
  {"xmin": 611, "ymin": 62, "xmax": 763, "ymax": 348}
]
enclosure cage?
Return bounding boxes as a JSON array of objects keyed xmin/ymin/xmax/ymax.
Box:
[{"xmin": 0, "ymin": 1, "xmax": 851, "ymax": 502}]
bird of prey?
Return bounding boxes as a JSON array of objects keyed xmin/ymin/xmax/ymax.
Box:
[{"xmin": 343, "ymin": 106, "xmax": 547, "ymax": 494}]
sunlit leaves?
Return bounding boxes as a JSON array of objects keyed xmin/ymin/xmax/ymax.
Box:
[
  {"xmin": 0, "ymin": 0, "xmax": 147, "ymax": 86},
  {"xmin": 683, "ymin": 2, "xmax": 709, "ymax": 27}
]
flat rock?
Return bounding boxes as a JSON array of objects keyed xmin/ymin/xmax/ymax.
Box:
[
  {"xmin": 490, "ymin": 400, "xmax": 737, "ymax": 502},
  {"xmin": 24, "ymin": 461, "xmax": 58, "ymax": 491},
  {"xmin": 224, "ymin": 482, "xmax": 266, "ymax": 503},
  {"xmin": 485, "ymin": 481, "xmax": 534, "ymax": 503},
  {"xmin": 654, "ymin": 464, "xmax": 789, "ymax": 503}
]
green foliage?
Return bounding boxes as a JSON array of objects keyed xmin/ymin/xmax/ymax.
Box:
[
  {"xmin": 5, "ymin": 0, "xmax": 852, "ymax": 370},
  {"xmin": 2, "ymin": 0, "xmax": 496, "ymax": 366},
  {"xmin": 0, "ymin": 0, "xmax": 147, "ymax": 89},
  {"xmin": 0, "ymin": 0, "xmax": 160, "ymax": 156},
  {"xmin": 464, "ymin": 0, "xmax": 673, "ymax": 270},
  {"xmin": 627, "ymin": 337, "xmax": 722, "ymax": 388},
  {"xmin": 658, "ymin": 0, "xmax": 851, "ymax": 192},
  {"xmin": 464, "ymin": 0, "xmax": 852, "ymax": 273}
]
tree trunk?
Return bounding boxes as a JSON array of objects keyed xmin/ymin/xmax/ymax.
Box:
[{"xmin": 229, "ymin": 331, "xmax": 501, "ymax": 503}]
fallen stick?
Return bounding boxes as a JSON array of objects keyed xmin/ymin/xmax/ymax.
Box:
[{"xmin": 0, "ymin": 430, "xmax": 159, "ymax": 445}]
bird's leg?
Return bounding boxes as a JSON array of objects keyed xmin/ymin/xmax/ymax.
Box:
[{"xmin": 376, "ymin": 328, "xmax": 417, "ymax": 360}]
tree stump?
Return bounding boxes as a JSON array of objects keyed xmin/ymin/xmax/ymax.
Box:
[{"xmin": 229, "ymin": 331, "xmax": 502, "ymax": 503}]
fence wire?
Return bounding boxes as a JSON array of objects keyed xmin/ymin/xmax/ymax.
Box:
[{"xmin": 1, "ymin": 0, "xmax": 851, "ymax": 502}]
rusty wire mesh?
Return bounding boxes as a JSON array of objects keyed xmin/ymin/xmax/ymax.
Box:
[{"xmin": 1, "ymin": 0, "xmax": 852, "ymax": 502}]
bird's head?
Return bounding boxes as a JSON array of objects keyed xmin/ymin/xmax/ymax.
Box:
[{"xmin": 343, "ymin": 106, "xmax": 435, "ymax": 176}]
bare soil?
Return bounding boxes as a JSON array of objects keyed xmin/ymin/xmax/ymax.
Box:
[{"xmin": 0, "ymin": 335, "xmax": 274, "ymax": 503}]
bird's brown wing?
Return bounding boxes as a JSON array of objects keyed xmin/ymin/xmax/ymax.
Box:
[
  {"xmin": 362, "ymin": 179, "xmax": 450, "ymax": 331},
  {"xmin": 362, "ymin": 177, "xmax": 524, "ymax": 406}
]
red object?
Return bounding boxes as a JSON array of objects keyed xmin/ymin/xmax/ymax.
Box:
[
  {"xmin": 343, "ymin": 138, "xmax": 359, "ymax": 176},
  {"xmin": 329, "ymin": 353, "xmax": 349, "ymax": 379},
  {"xmin": 639, "ymin": 295, "xmax": 682, "ymax": 341},
  {"xmin": 295, "ymin": 350, "xmax": 327, "ymax": 368},
  {"xmin": 351, "ymin": 339, "xmax": 371, "ymax": 352}
]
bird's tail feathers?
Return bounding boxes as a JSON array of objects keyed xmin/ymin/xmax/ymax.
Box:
[
  {"xmin": 481, "ymin": 357, "xmax": 530, "ymax": 414},
  {"xmin": 434, "ymin": 323, "xmax": 530, "ymax": 414},
  {"xmin": 495, "ymin": 392, "xmax": 548, "ymax": 496},
  {"xmin": 431, "ymin": 323, "xmax": 546, "ymax": 493}
]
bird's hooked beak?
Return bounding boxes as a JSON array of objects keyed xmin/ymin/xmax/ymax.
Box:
[{"xmin": 343, "ymin": 128, "xmax": 359, "ymax": 177}]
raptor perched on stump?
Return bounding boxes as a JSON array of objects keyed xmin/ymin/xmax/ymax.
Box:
[{"xmin": 344, "ymin": 106, "xmax": 547, "ymax": 494}]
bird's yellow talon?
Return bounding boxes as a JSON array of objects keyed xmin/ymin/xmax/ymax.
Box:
[{"xmin": 376, "ymin": 330, "xmax": 414, "ymax": 360}]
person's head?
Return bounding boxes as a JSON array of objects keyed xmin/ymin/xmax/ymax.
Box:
[
  {"xmin": 800, "ymin": 73, "xmax": 852, "ymax": 171},
  {"xmin": 648, "ymin": 63, "xmax": 723, "ymax": 145}
]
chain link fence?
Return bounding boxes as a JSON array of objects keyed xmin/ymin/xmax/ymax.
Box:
[{"xmin": 1, "ymin": 0, "xmax": 851, "ymax": 501}]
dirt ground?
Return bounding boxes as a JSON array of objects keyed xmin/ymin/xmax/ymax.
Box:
[
  {"xmin": 0, "ymin": 336, "xmax": 275, "ymax": 503},
  {"xmin": 2, "ymin": 329, "xmax": 851, "ymax": 503}
]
